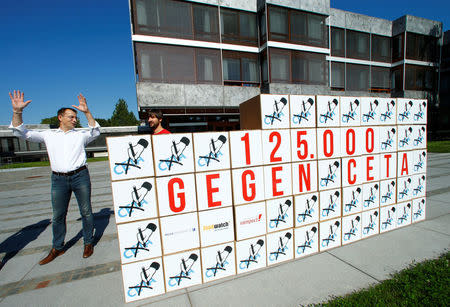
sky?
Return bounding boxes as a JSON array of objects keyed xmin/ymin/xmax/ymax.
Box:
[{"xmin": 1, "ymin": 0, "xmax": 448, "ymax": 126}]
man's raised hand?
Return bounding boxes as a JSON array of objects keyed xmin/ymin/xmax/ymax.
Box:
[
  {"xmin": 73, "ymin": 93, "xmax": 89, "ymax": 113},
  {"xmin": 9, "ymin": 90, "xmax": 31, "ymax": 112}
]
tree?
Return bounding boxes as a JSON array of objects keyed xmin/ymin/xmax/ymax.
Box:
[
  {"xmin": 41, "ymin": 116, "xmax": 81, "ymax": 128},
  {"xmin": 95, "ymin": 118, "xmax": 111, "ymax": 127},
  {"xmin": 110, "ymin": 99, "xmax": 140, "ymax": 126}
]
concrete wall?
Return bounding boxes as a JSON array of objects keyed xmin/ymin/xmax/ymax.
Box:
[
  {"xmin": 219, "ymin": 0, "xmax": 257, "ymax": 12},
  {"xmin": 329, "ymin": 8, "xmax": 391, "ymax": 36},
  {"xmin": 137, "ymin": 82, "xmax": 260, "ymax": 108},
  {"xmin": 265, "ymin": 0, "xmax": 329, "ymax": 15},
  {"xmin": 406, "ymin": 15, "xmax": 442, "ymax": 37}
]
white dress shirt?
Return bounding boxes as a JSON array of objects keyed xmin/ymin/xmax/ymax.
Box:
[{"xmin": 10, "ymin": 122, "xmax": 101, "ymax": 173}]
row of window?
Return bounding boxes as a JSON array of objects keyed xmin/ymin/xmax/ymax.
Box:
[
  {"xmin": 136, "ymin": 42, "xmax": 437, "ymax": 92},
  {"xmin": 133, "ymin": 0, "xmax": 258, "ymax": 46}
]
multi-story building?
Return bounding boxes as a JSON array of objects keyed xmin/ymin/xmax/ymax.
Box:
[{"xmin": 129, "ymin": 0, "xmax": 443, "ymax": 132}]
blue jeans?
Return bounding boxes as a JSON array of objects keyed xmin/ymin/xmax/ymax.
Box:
[{"xmin": 51, "ymin": 168, "xmax": 94, "ymax": 250}]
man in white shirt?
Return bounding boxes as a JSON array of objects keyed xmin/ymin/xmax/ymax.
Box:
[{"xmin": 9, "ymin": 90, "xmax": 101, "ymax": 265}]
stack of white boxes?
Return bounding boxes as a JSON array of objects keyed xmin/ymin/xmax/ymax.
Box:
[{"xmin": 106, "ymin": 94, "xmax": 427, "ymax": 303}]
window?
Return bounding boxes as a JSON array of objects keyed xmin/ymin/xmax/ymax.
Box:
[
  {"xmin": 136, "ymin": 43, "xmax": 221, "ymax": 84},
  {"xmin": 371, "ymin": 66, "xmax": 391, "ymax": 91},
  {"xmin": 346, "ymin": 30, "xmax": 370, "ymax": 60},
  {"xmin": 392, "ymin": 34, "xmax": 404, "ymax": 62},
  {"xmin": 331, "ymin": 62, "xmax": 345, "ymax": 89},
  {"xmin": 222, "ymin": 51, "xmax": 259, "ymax": 85},
  {"xmin": 405, "ymin": 64, "xmax": 436, "ymax": 91},
  {"xmin": 331, "ymin": 27, "xmax": 345, "ymax": 57},
  {"xmin": 268, "ymin": 5, "xmax": 327, "ymax": 47},
  {"xmin": 406, "ymin": 32, "xmax": 438, "ymax": 62},
  {"xmin": 133, "ymin": 0, "xmax": 219, "ymax": 42},
  {"xmin": 372, "ymin": 35, "xmax": 391, "ymax": 63},
  {"xmin": 269, "ymin": 49, "xmax": 290, "ymax": 82},
  {"xmin": 269, "ymin": 48, "xmax": 327, "ymax": 85},
  {"xmin": 346, "ymin": 64, "xmax": 369, "ymax": 91},
  {"xmin": 391, "ymin": 66, "xmax": 403, "ymax": 92},
  {"xmin": 221, "ymin": 8, "xmax": 257, "ymax": 46}
]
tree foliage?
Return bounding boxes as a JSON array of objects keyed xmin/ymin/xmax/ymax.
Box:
[
  {"xmin": 95, "ymin": 118, "xmax": 111, "ymax": 127},
  {"xmin": 110, "ymin": 99, "xmax": 140, "ymax": 126}
]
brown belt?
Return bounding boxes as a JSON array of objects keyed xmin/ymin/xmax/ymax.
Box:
[{"xmin": 52, "ymin": 165, "xmax": 87, "ymax": 176}]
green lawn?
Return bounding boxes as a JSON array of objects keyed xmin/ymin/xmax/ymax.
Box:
[
  {"xmin": 0, "ymin": 156, "xmax": 109, "ymax": 169},
  {"xmin": 428, "ymin": 140, "xmax": 450, "ymax": 153},
  {"xmin": 319, "ymin": 252, "xmax": 450, "ymax": 306}
]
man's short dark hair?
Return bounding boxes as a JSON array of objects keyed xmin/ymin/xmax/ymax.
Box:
[
  {"xmin": 57, "ymin": 107, "xmax": 78, "ymax": 117},
  {"xmin": 147, "ymin": 109, "xmax": 163, "ymax": 120}
]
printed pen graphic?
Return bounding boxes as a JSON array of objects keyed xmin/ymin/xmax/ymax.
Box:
[{"xmin": 115, "ymin": 139, "xmax": 149, "ymax": 175}]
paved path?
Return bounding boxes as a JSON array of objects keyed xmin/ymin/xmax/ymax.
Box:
[{"xmin": 0, "ymin": 154, "xmax": 448, "ymax": 307}]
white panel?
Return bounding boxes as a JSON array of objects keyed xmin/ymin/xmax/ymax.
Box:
[
  {"xmin": 317, "ymin": 96, "xmax": 340, "ymax": 127},
  {"xmin": 319, "ymin": 218, "xmax": 341, "ymax": 251},
  {"xmin": 156, "ymin": 173, "xmax": 197, "ymax": 217},
  {"xmin": 232, "ymin": 166, "xmax": 265, "ymax": 205},
  {"xmin": 411, "ymin": 174, "xmax": 426, "ymax": 198},
  {"xmin": 263, "ymin": 163, "xmax": 293, "ymax": 200},
  {"xmin": 289, "ymin": 95, "xmax": 316, "ymax": 128},
  {"xmin": 379, "ymin": 152, "xmax": 397, "ymax": 180},
  {"xmin": 362, "ymin": 154, "xmax": 380, "ymax": 183},
  {"xmin": 107, "ymin": 135, "xmax": 154, "ymax": 181},
  {"xmin": 340, "ymin": 127, "xmax": 364, "ymax": 157},
  {"xmin": 261, "ymin": 129, "xmax": 292, "ymax": 164},
  {"xmin": 266, "ymin": 196, "xmax": 294, "ymax": 233},
  {"xmin": 290, "ymin": 128, "xmax": 317, "ymax": 162},
  {"xmin": 201, "ymin": 242, "xmax": 236, "ymax": 283},
  {"xmin": 267, "ymin": 229, "xmax": 294, "ymax": 265},
  {"xmin": 411, "ymin": 99, "xmax": 427, "ymax": 124},
  {"xmin": 379, "ymin": 179, "xmax": 397, "ymax": 206},
  {"xmin": 294, "ymin": 224, "xmax": 319, "ymax": 258},
  {"xmin": 229, "ymin": 130, "xmax": 263, "ymax": 168},
  {"xmin": 112, "ymin": 178, "xmax": 157, "ymax": 224},
  {"xmin": 196, "ymin": 170, "xmax": 232, "ymax": 211},
  {"xmin": 411, "ymin": 125, "xmax": 427, "ymax": 150},
  {"xmin": 360, "ymin": 126, "xmax": 380, "ymax": 155},
  {"xmin": 380, "ymin": 205, "xmax": 397, "ymax": 233},
  {"xmin": 153, "ymin": 133, "xmax": 194, "ymax": 176},
  {"xmin": 379, "ymin": 126, "xmax": 398, "ymax": 153},
  {"xmin": 397, "ymin": 176, "xmax": 414, "ymax": 202},
  {"xmin": 198, "ymin": 207, "xmax": 234, "ymax": 247},
  {"xmin": 362, "ymin": 181, "xmax": 380, "ymax": 211},
  {"xmin": 360, "ymin": 97, "xmax": 381, "ymax": 126},
  {"xmin": 397, "ymin": 151, "xmax": 414, "ymax": 178},
  {"xmin": 260, "ymin": 94, "xmax": 290, "ymax": 129},
  {"xmin": 117, "ymin": 219, "xmax": 162, "ymax": 264},
  {"xmin": 164, "ymin": 250, "xmax": 202, "ymax": 291},
  {"xmin": 160, "ymin": 213, "xmax": 200, "ymax": 254},
  {"xmin": 396, "ymin": 201, "xmax": 412, "ymax": 228},
  {"xmin": 235, "ymin": 202, "xmax": 267, "ymax": 241},
  {"xmin": 317, "ymin": 128, "xmax": 341, "ymax": 159},
  {"xmin": 122, "ymin": 258, "xmax": 165, "ymax": 302},
  {"xmin": 361, "ymin": 209, "xmax": 379, "ymax": 238},
  {"xmin": 412, "ymin": 198, "xmax": 426, "ymax": 223},
  {"xmin": 340, "ymin": 96, "xmax": 361, "ymax": 126},
  {"xmin": 377, "ymin": 98, "xmax": 397, "ymax": 125},
  {"xmin": 411, "ymin": 150, "xmax": 427, "ymax": 175},
  {"xmin": 319, "ymin": 189, "xmax": 341, "ymax": 221},
  {"xmin": 397, "ymin": 125, "xmax": 414, "ymax": 151},
  {"xmin": 236, "ymin": 236, "xmax": 266, "ymax": 274},
  {"xmin": 318, "ymin": 159, "xmax": 341, "ymax": 191},
  {"xmin": 397, "ymin": 99, "xmax": 415, "ymax": 124},
  {"xmin": 294, "ymin": 192, "xmax": 319, "ymax": 227},
  {"xmin": 342, "ymin": 214, "xmax": 362, "ymax": 245},
  {"xmin": 292, "ymin": 161, "xmax": 318, "ymax": 195},
  {"xmin": 342, "ymin": 185, "xmax": 363, "ymax": 216},
  {"xmin": 193, "ymin": 131, "xmax": 230, "ymax": 172}
]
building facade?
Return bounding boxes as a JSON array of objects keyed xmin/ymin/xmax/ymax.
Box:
[{"xmin": 129, "ymin": 0, "xmax": 443, "ymax": 133}]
